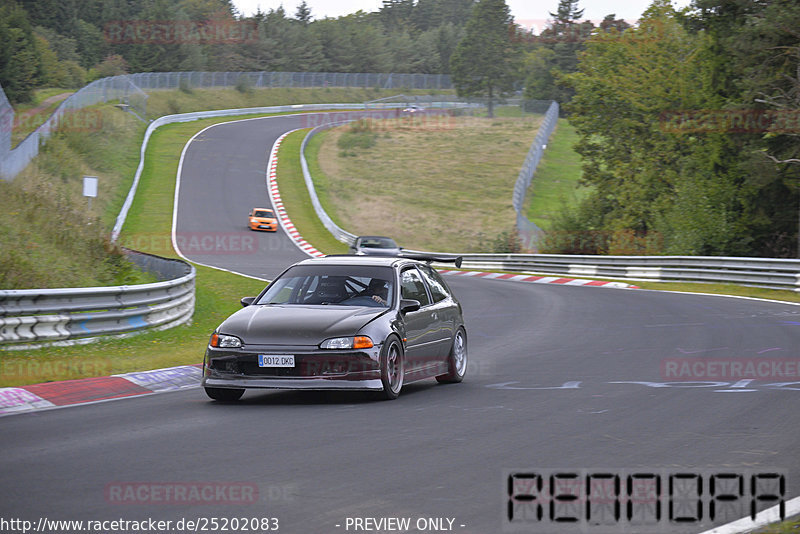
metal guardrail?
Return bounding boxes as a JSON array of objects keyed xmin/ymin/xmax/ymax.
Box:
[
  {"xmin": 450, "ymin": 253, "xmax": 800, "ymax": 291},
  {"xmin": 301, "ymin": 121, "xmax": 358, "ymax": 247},
  {"xmin": 0, "ymin": 250, "xmax": 195, "ymax": 349}
]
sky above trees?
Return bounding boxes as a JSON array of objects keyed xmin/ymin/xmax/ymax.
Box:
[{"xmin": 233, "ymin": 0, "xmax": 691, "ymax": 23}]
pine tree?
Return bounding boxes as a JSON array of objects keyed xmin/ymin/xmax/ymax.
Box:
[
  {"xmin": 295, "ymin": 1, "xmax": 312, "ymax": 25},
  {"xmin": 549, "ymin": 0, "xmax": 584, "ymax": 25},
  {"xmin": 449, "ymin": 0, "xmax": 518, "ymax": 117}
]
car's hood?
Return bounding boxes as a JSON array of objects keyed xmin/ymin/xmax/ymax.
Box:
[{"xmin": 218, "ymin": 305, "xmax": 386, "ymax": 346}]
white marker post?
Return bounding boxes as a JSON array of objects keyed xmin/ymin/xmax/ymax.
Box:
[{"xmin": 83, "ymin": 175, "xmax": 98, "ymax": 211}]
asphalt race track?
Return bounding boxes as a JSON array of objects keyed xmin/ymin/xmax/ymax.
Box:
[{"xmin": 2, "ymin": 114, "xmax": 800, "ymax": 534}]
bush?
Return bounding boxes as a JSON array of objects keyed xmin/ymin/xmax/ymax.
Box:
[
  {"xmin": 179, "ymin": 78, "xmax": 194, "ymax": 95},
  {"xmin": 337, "ymin": 120, "xmax": 377, "ymax": 153},
  {"xmin": 167, "ymin": 98, "xmax": 181, "ymax": 114},
  {"xmin": 492, "ymin": 228, "xmax": 523, "ymax": 253},
  {"xmin": 235, "ymin": 75, "xmax": 253, "ymax": 94}
]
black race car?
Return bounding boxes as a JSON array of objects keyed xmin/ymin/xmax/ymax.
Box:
[{"xmin": 202, "ymin": 254, "xmax": 467, "ymax": 401}]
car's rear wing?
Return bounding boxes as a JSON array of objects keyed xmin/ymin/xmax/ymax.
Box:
[
  {"xmin": 399, "ymin": 252, "xmax": 463, "ymax": 269},
  {"xmin": 324, "ymin": 252, "xmax": 463, "ymax": 268}
]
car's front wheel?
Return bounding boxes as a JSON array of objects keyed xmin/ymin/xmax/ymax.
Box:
[
  {"xmin": 436, "ymin": 327, "xmax": 467, "ymax": 384},
  {"xmin": 205, "ymin": 387, "xmax": 245, "ymax": 402},
  {"xmin": 379, "ymin": 336, "xmax": 404, "ymax": 400}
]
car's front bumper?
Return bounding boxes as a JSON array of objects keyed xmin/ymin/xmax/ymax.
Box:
[
  {"xmin": 202, "ymin": 376, "xmax": 383, "ymax": 391},
  {"xmin": 202, "ymin": 345, "xmax": 383, "ymax": 391},
  {"xmin": 249, "ymin": 221, "xmax": 277, "ymax": 231}
]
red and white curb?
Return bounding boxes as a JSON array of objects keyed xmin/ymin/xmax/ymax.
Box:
[
  {"xmin": 438, "ymin": 270, "xmax": 639, "ymax": 289},
  {"xmin": 267, "ymin": 132, "xmax": 325, "ymax": 258},
  {"xmin": 0, "ymin": 365, "xmax": 202, "ymax": 417}
]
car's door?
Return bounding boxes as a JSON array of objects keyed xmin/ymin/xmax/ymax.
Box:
[
  {"xmin": 417, "ymin": 263, "xmax": 459, "ymax": 363},
  {"xmin": 399, "ymin": 265, "xmax": 450, "ymax": 376}
]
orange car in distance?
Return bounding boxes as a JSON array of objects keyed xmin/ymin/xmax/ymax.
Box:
[{"xmin": 248, "ymin": 208, "xmax": 278, "ymax": 232}]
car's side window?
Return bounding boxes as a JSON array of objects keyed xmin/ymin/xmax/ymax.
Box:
[
  {"xmin": 418, "ymin": 264, "xmax": 450, "ymax": 303},
  {"xmin": 400, "ymin": 267, "xmax": 431, "ymax": 307}
]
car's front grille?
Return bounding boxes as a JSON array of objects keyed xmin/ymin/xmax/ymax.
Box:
[{"xmin": 210, "ymin": 353, "xmax": 377, "ymax": 377}]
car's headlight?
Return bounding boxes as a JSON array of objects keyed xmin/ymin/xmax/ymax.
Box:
[
  {"xmin": 320, "ymin": 336, "xmax": 373, "ymax": 349},
  {"xmin": 210, "ymin": 333, "xmax": 242, "ymax": 348},
  {"xmin": 250, "ymin": 218, "xmax": 258, "ymax": 223}
]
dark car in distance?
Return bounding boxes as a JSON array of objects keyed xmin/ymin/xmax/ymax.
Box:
[
  {"xmin": 349, "ymin": 235, "xmax": 402, "ymax": 256},
  {"xmin": 202, "ymin": 255, "xmax": 467, "ymax": 401}
]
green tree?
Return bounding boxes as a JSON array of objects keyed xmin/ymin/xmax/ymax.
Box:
[
  {"xmin": 522, "ymin": 46, "xmax": 557, "ymax": 101},
  {"xmin": 549, "ymin": 0, "xmax": 583, "ymax": 24},
  {"xmin": 0, "ymin": 1, "xmax": 41, "ymax": 103},
  {"xmin": 561, "ymin": 0, "xmax": 752, "ymax": 254},
  {"xmin": 522, "ymin": 0, "xmax": 593, "ymax": 104},
  {"xmin": 678, "ymin": 0, "xmax": 800, "ymax": 256},
  {"xmin": 449, "ymin": 0, "xmax": 518, "ymax": 117},
  {"xmin": 295, "ymin": 1, "xmax": 312, "ymax": 25}
]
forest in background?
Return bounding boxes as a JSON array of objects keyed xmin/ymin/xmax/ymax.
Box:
[
  {"xmin": 0, "ymin": 0, "xmax": 476, "ymax": 103},
  {"xmin": 537, "ymin": 0, "xmax": 800, "ymax": 258}
]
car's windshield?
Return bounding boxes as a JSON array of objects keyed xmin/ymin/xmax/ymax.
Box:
[
  {"xmin": 361, "ymin": 237, "xmax": 397, "ymax": 249},
  {"xmin": 255, "ymin": 265, "xmax": 394, "ymax": 307},
  {"xmin": 254, "ymin": 210, "xmax": 273, "ymax": 218}
]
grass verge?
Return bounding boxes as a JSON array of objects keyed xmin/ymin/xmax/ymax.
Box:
[
  {"xmin": 10, "ymin": 88, "xmax": 74, "ymax": 145},
  {"xmin": 525, "ymin": 118, "xmax": 588, "ymax": 230},
  {"xmin": 755, "ymin": 518, "xmax": 800, "ymax": 533},
  {"xmin": 630, "ymin": 280, "xmax": 800, "ymax": 302},
  {"xmin": 312, "ymin": 113, "xmax": 544, "ymax": 252},
  {"xmin": 276, "ymin": 130, "xmax": 349, "ymax": 255},
  {"xmin": 0, "ymin": 104, "xmax": 149, "ymax": 288}
]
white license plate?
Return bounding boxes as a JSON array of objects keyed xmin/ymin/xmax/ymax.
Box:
[{"xmin": 258, "ymin": 354, "xmax": 295, "ymax": 368}]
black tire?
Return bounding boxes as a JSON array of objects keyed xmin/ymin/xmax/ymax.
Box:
[
  {"xmin": 205, "ymin": 387, "xmax": 245, "ymax": 402},
  {"xmin": 379, "ymin": 336, "xmax": 405, "ymax": 400},
  {"xmin": 436, "ymin": 327, "xmax": 467, "ymax": 384}
]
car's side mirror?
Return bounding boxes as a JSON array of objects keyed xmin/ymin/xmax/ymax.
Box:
[
  {"xmin": 240, "ymin": 297, "xmax": 256, "ymax": 307},
  {"xmin": 400, "ymin": 299, "xmax": 420, "ymax": 314}
]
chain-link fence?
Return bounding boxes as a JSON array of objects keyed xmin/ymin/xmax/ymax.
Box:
[
  {"xmin": 513, "ymin": 100, "xmax": 560, "ymax": 252},
  {"xmin": 0, "ymin": 71, "xmax": 454, "ymax": 181},
  {"xmin": 0, "ymin": 76, "xmax": 148, "ymax": 180},
  {"xmin": 125, "ymin": 71, "xmax": 452, "ymax": 92},
  {"xmin": 0, "ymin": 83, "xmax": 12, "ymax": 165}
]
